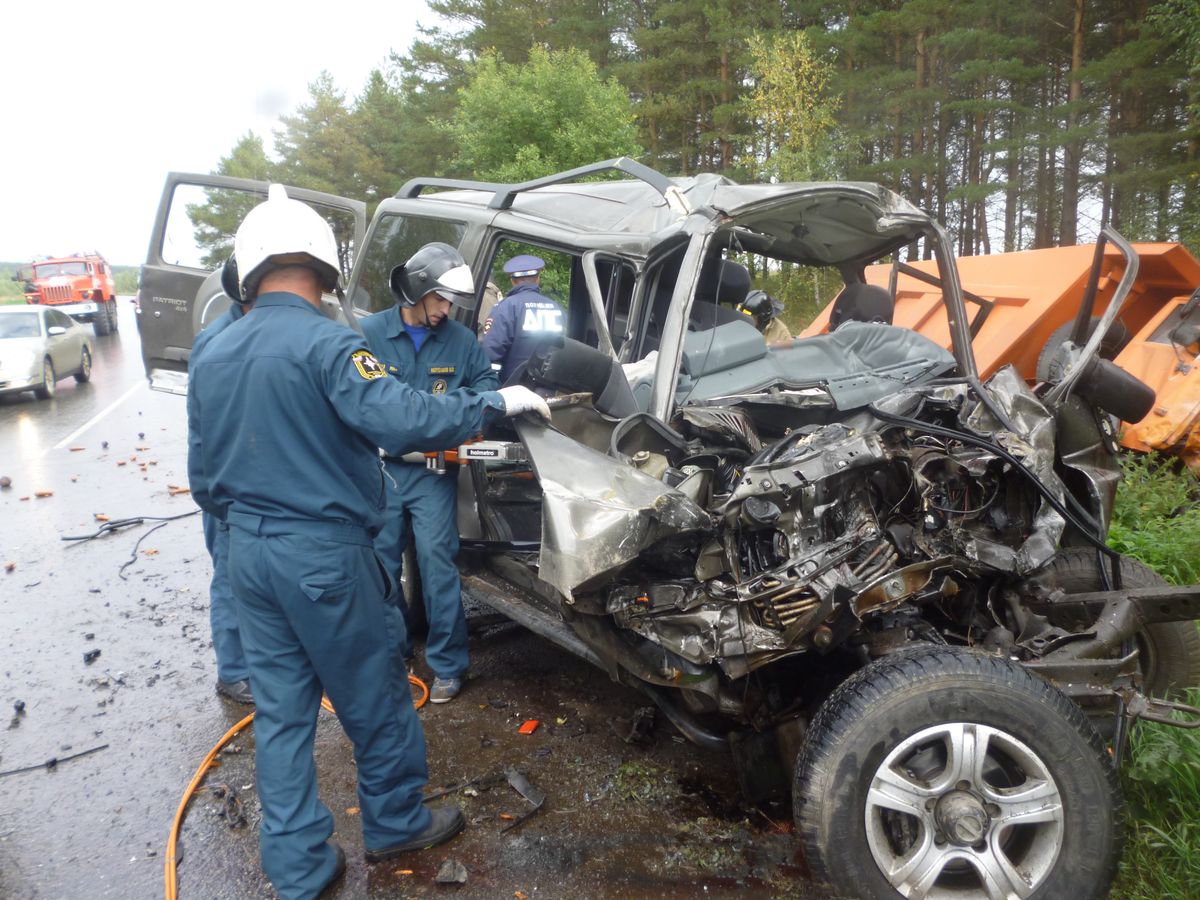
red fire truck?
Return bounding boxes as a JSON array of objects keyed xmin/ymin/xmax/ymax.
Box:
[{"xmin": 18, "ymin": 252, "xmax": 120, "ymax": 335}]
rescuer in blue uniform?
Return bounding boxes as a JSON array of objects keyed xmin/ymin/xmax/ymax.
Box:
[
  {"xmin": 187, "ymin": 186, "xmax": 550, "ymax": 900},
  {"xmin": 189, "ymin": 256, "xmax": 253, "ymax": 705},
  {"xmin": 361, "ymin": 243, "xmax": 499, "ymax": 704},
  {"xmin": 481, "ymin": 254, "xmax": 565, "ymax": 383}
]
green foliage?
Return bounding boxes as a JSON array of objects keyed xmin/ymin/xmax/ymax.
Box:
[
  {"xmin": 445, "ymin": 45, "xmax": 642, "ymax": 183},
  {"xmin": 188, "ymin": 133, "xmax": 275, "ymax": 268},
  {"xmin": 113, "ymin": 267, "xmax": 139, "ymax": 294},
  {"xmin": 274, "ymin": 73, "xmax": 370, "ymax": 199},
  {"xmin": 742, "ymin": 30, "xmax": 841, "ymax": 182},
  {"xmin": 1117, "ymin": 687, "xmax": 1200, "ymax": 898},
  {"xmin": 202, "ymin": 0, "xmax": 1200, "ymax": 265},
  {"xmin": 1108, "ymin": 454, "xmax": 1200, "ymax": 585},
  {"xmin": 0, "ymin": 263, "xmax": 27, "ymax": 301}
]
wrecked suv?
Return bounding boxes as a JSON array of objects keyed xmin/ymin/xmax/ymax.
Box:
[{"xmin": 141, "ymin": 160, "xmax": 1200, "ymax": 899}]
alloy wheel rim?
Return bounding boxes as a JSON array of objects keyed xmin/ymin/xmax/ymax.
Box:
[{"xmin": 863, "ymin": 721, "xmax": 1064, "ymax": 898}]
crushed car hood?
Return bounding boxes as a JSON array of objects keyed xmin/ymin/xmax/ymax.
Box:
[{"xmin": 515, "ymin": 418, "xmax": 711, "ymax": 599}]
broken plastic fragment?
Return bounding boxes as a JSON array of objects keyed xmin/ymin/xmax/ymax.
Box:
[
  {"xmin": 518, "ymin": 719, "xmax": 539, "ymax": 735},
  {"xmin": 434, "ymin": 859, "xmax": 468, "ymax": 884}
]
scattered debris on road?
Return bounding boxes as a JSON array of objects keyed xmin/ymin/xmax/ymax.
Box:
[
  {"xmin": 434, "ymin": 859, "xmax": 468, "ymax": 884},
  {"xmin": 83, "ymin": 649, "xmax": 101, "ymax": 664}
]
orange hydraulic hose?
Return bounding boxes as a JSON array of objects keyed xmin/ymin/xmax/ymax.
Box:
[{"xmin": 165, "ymin": 674, "xmax": 429, "ymax": 900}]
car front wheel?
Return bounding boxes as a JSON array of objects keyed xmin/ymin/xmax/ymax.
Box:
[
  {"xmin": 34, "ymin": 358, "xmax": 56, "ymax": 399},
  {"xmin": 795, "ymin": 645, "xmax": 1122, "ymax": 900}
]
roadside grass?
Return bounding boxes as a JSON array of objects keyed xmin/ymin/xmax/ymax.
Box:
[
  {"xmin": 1110, "ymin": 454, "xmax": 1200, "ymax": 896},
  {"xmin": 1118, "ymin": 701, "xmax": 1200, "ymax": 898}
]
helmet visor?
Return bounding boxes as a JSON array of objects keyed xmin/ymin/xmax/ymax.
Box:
[{"xmin": 434, "ymin": 263, "xmax": 477, "ymax": 310}]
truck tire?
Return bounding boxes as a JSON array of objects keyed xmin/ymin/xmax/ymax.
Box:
[
  {"xmin": 106, "ymin": 299, "xmax": 120, "ymax": 333},
  {"xmin": 34, "ymin": 358, "xmax": 56, "ymax": 399},
  {"xmin": 93, "ymin": 309, "xmax": 111, "ymax": 336},
  {"xmin": 1033, "ymin": 548, "xmax": 1200, "ymax": 696},
  {"xmin": 795, "ymin": 645, "xmax": 1122, "ymax": 900}
]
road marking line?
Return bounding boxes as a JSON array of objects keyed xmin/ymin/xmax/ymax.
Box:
[{"xmin": 52, "ymin": 381, "xmax": 146, "ymax": 451}]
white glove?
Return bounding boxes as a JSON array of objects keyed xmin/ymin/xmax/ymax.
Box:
[{"xmin": 497, "ymin": 385, "xmax": 551, "ymax": 421}]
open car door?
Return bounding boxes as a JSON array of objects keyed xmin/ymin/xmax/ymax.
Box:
[{"xmin": 137, "ymin": 173, "xmax": 366, "ymax": 393}]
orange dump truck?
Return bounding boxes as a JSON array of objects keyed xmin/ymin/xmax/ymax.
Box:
[
  {"xmin": 804, "ymin": 235, "xmax": 1200, "ymax": 470},
  {"xmin": 18, "ymin": 252, "xmax": 120, "ymax": 336}
]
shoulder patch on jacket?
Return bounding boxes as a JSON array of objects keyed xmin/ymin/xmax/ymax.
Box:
[{"xmin": 351, "ymin": 350, "xmax": 388, "ymax": 380}]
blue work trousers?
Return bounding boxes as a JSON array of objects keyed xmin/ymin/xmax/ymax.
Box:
[
  {"xmin": 227, "ymin": 521, "xmax": 432, "ymax": 900},
  {"xmin": 376, "ymin": 462, "xmax": 468, "ymax": 679},
  {"xmin": 201, "ymin": 512, "xmax": 249, "ymax": 683}
]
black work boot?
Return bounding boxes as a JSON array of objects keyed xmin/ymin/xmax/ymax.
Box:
[
  {"xmin": 363, "ymin": 806, "xmax": 465, "ymax": 862},
  {"xmin": 316, "ymin": 843, "xmax": 347, "ymax": 897},
  {"xmin": 215, "ymin": 678, "xmax": 255, "ymax": 705}
]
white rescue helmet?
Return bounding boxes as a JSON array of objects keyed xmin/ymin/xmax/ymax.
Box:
[
  {"xmin": 234, "ymin": 184, "xmax": 341, "ymax": 301},
  {"xmin": 389, "ymin": 242, "xmax": 477, "ymax": 310}
]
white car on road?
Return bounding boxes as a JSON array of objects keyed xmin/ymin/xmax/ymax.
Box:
[{"xmin": 0, "ymin": 305, "xmax": 93, "ymax": 399}]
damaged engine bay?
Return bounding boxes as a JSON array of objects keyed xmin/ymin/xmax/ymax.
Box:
[{"xmin": 471, "ymin": 329, "xmax": 1200, "ymax": 750}]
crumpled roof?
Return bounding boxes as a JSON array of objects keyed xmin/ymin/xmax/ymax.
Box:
[{"xmin": 410, "ymin": 176, "xmax": 935, "ymax": 266}]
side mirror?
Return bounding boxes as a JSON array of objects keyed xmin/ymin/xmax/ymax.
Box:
[{"xmin": 47, "ymin": 326, "xmax": 67, "ymax": 336}]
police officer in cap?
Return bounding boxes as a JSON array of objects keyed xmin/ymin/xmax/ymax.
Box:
[
  {"xmin": 361, "ymin": 243, "xmax": 498, "ymax": 704},
  {"xmin": 188, "ymin": 186, "xmax": 550, "ymax": 899},
  {"xmin": 481, "ymin": 254, "xmax": 565, "ymax": 383},
  {"xmin": 189, "ymin": 255, "xmax": 253, "ymax": 705}
]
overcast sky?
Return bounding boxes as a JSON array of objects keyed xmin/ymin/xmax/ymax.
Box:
[{"xmin": 1, "ymin": 1, "xmax": 437, "ymax": 266}]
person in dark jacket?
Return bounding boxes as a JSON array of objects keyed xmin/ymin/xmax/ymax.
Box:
[
  {"xmin": 188, "ymin": 255, "xmax": 253, "ymax": 704},
  {"xmin": 481, "ymin": 254, "xmax": 565, "ymax": 383},
  {"xmin": 361, "ymin": 243, "xmax": 499, "ymax": 704},
  {"xmin": 187, "ymin": 186, "xmax": 549, "ymax": 899}
]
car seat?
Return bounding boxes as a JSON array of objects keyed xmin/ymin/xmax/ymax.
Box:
[{"xmin": 829, "ymin": 283, "xmax": 895, "ymax": 328}]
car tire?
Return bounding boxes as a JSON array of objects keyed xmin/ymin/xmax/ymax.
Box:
[
  {"xmin": 794, "ymin": 645, "xmax": 1122, "ymax": 900},
  {"xmin": 75, "ymin": 348, "xmax": 92, "ymax": 383},
  {"xmin": 34, "ymin": 357, "xmax": 56, "ymax": 399},
  {"xmin": 1032, "ymin": 548, "xmax": 1200, "ymax": 696},
  {"xmin": 1035, "ymin": 318, "xmax": 1132, "ymax": 383}
]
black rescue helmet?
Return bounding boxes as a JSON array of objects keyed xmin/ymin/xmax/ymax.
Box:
[
  {"xmin": 389, "ymin": 242, "xmax": 477, "ymax": 310},
  {"xmin": 739, "ymin": 289, "xmax": 783, "ymax": 321}
]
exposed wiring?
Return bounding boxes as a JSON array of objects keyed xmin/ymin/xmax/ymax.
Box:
[
  {"xmin": 868, "ymin": 405, "xmax": 1119, "ymax": 561},
  {"xmin": 164, "ymin": 680, "xmax": 429, "ymax": 900},
  {"xmin": 60, "ymin": 509, "xmax": 202, "ymax": 581},
  {"xmin": 0, "ymin": 743, "xmax": 109, "ymax": 778},
  {"xmin": 61, "ymin": 510, "xmax": 201, "ymax": 543}
]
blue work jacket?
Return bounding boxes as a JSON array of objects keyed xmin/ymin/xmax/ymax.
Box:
[
  {"xmin": 187, "ymin": 292, "xmax": 505, "ymax": 537},
  {"xmin": 360, "ymin": 305, "xmax": 499, "ymax": 397},
  {"xmin": 481, "ymin": 283, "xmax": 565, "ymax": 383}
]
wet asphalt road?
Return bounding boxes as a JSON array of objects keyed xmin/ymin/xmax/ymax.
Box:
[{"xmin": 0, "ymin": 301, "xmax": 813, "ymax": 899}]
